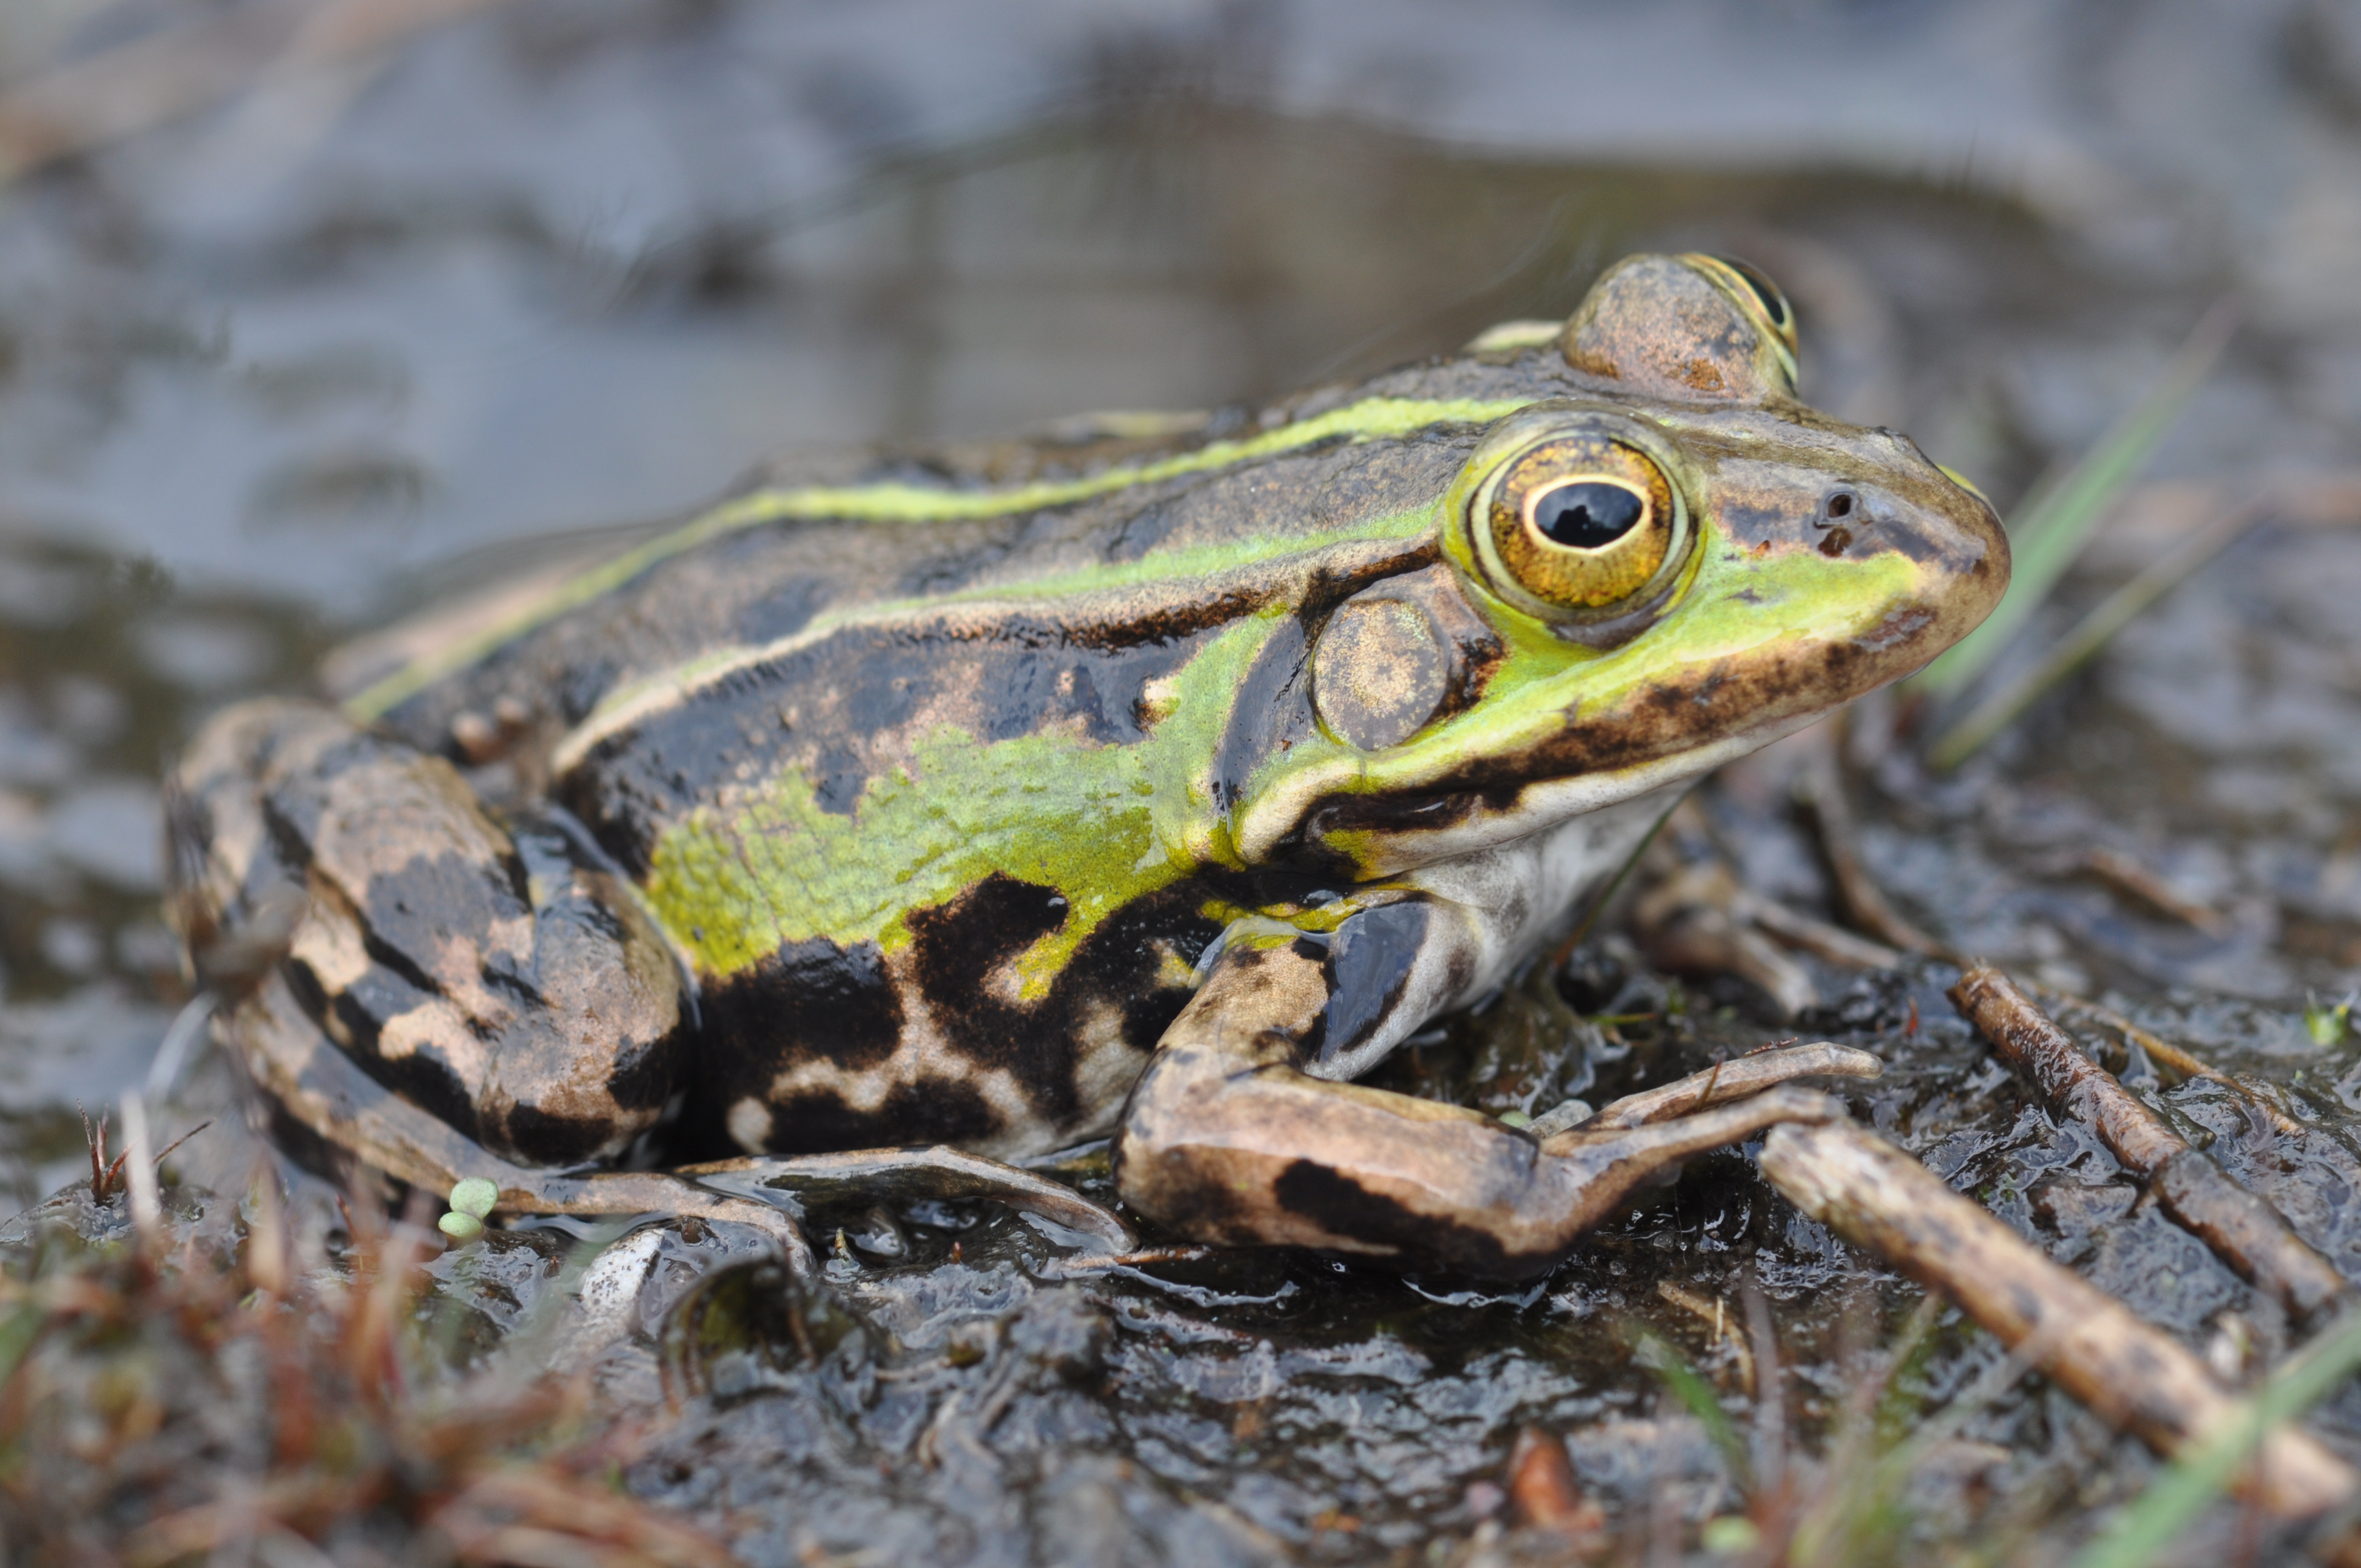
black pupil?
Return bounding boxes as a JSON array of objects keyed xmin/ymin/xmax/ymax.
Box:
[{"xmin": 1532, "ymin": 482, "xmax": 1644, "ymax": 549}]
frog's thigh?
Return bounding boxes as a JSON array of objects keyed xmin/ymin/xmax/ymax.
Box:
[
  {"xmin": 175, "ymin": 700, "xmax": 684, "ymax": 1168},
  {"xmin": 1112, "ymin": 922, "xmax": 1846, "ymax": 1279}
]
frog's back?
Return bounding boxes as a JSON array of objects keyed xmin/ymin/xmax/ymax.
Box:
[
  {"xmin": 341, "ymin": 357, "xmax": 1564, "ymax": 1161},
  {"xmin": 354, "ymin": 356, "xmax": 1552, "ymax": 756}
]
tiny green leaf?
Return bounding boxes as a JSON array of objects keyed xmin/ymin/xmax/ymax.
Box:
[
  {"xmin": 1701, "ymin": 1516, "xmax": 1761, "ymax": 1554},
  {"xmin": 449, "ymin": 1177, "xmax": 499, "ymax": 1219},
  {"xmin": 438, "ymin": 1210, "xmax": 485, "ymax": 1243},
  {"xmin": 2303, "ymin": 993, "xmax": 2353, "ymax": 1048}
]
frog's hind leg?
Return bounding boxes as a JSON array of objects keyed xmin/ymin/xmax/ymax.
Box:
[
  {"xmin": 1113, "ymin": 929, "xmax": 1876, "ymax": 1279},
  {"xmin": 171, "ymin": 698, "xmax": 690, "ymax": 1171},
  {"xmin": 232, "ymin": 963, "xmax": 814, "ymax": 1273}
]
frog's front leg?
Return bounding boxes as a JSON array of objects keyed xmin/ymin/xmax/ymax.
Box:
[
  {"xmin": 1113, "ymin": 919, "xmax": 1875, "ymax": 1278},
  {"xmin": 172, "ymin": 699, "xmax": 687, "ymax": 1169}
]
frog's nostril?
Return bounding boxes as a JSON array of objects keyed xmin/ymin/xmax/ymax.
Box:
[{"xmin": 1824, "ymin": 490, "xmax": 1856, "ymax": 521}]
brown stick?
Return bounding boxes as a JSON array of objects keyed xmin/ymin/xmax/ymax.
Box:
[
  {"xmin": 2036, "ymin": 985, "xmax": 2310, "ymax": 1140},
  {"xmin": 1757, "ymin": 1121, "xmax": 2355, "ymax": 1520},
  {"xmin": 1798, "ymin": 728, "xmax": 1948, "ymax": 959},
  {"xmin": 1950, "ymin": 966, "xmax": 2350, "ymax": 1327}
]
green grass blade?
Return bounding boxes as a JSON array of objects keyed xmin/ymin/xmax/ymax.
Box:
[
  {"xmin": 2066, "ymin": 1305, "xmax": 2361, "ymax": 1568},
  {"xmin": 1912, "ymin": 300, "xmax": 2237, "ymax": 703},
  {"xmin": 1925, "ymin": 498, "xmax": 2267, "ymax": 769},
  {"xmin": 1629, "ymin": 1325, "xmax": 1751, "ymax": 1487}
]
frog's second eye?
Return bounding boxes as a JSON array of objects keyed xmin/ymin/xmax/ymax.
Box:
[
  {"xmin": 1705, "ymin": 254, "xmax": 1796, "ymax": 351},
  {"xmin": 1480, "ymin": 435, "xmax": 1678, "ymax": 612}
]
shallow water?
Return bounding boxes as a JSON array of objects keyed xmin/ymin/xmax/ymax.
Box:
[{"xmin": 6, "ymin": 2, "xmax": 2361, "ymax": 1562}]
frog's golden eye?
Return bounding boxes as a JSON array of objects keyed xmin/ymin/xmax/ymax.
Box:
[{"xmin": 1478, "ymin": 434, "xmax": 1680, "ymax": 612}]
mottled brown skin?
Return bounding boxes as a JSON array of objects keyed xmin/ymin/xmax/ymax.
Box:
[
  {"xmin": 1111, "ymin": 939, "xmax": 1861, "ymax": 1276},
  {"xmin": 171, "ymin": 252, "xmax": 2003, "ymax": 1278}
]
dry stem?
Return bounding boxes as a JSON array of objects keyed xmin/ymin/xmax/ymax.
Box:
[{"xmin": 1758, "ymin": 1121, "xmax": 2355, "ymax": 1520}]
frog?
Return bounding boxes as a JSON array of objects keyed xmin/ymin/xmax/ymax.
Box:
[{"xmin": 167, "ymin": 252, "xmax": 2006, "ymax": 1279}]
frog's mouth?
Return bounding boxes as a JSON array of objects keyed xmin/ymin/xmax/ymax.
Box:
[
  {"xmin": 1279, "ymin": 703, "xmax": 1829, "ymax": 880},
  {"xmin": 1251, "ymin": 563, "xmax": 2004, "ymax": 879}
]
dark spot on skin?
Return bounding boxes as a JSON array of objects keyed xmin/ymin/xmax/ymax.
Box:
[
  {"xmin": 284, "ymin": 952, "xmax": 486, "ymax": 1144},
  {"xmin": 498, "ymin": 1104, "xmax": 617, "ymax": 1167},
  {"xmin": 764, "ymin": 1081, "xmax": 1004, "ymax": 1155},
  {"xmin": 678, "ymin": 937, "xmax": 905, "ymax": 1157},
  {"xmin": 907, "ymin": 875, "xmax": 1080, "ymax": 1120},
  {"xmin": 1319, "ymin": 901, "xmax": 1432, "ymax": 1066},
  {"xmin": 1271, "ymin": 1159, "xmax": 1552, "ymax": 1278},
  {"xmin": 1818, "ymin": 526, "xmax": 1853, "ymax": 558},
  {"xmin": 810, "ymin": 743, "xmax": 871, "ymax": 815},
  {"xmin": 603, "ymin": 1029, "xmax": 678, "ymax": 1113},
  {"xmin": 1304, "ymin": 791, "xmax": 1476, "ymax": 843},
  {"xmin": 1210, "ymin": 617, "xmax": 1317, "ymax": 815},
  {"xmin": 1853, "ymin": 606, "xmax": 1936, "ymax": 652},
  {"xmin": 356, "ymin": 926, "xmax": 458, "ymax": 1006}
]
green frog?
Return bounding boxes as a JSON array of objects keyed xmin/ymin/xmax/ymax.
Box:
[{"xmin": 168, "ymin": 253, "xmax": 2005, "ymax": 1278}]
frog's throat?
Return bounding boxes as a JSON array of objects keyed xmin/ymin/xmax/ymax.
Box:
[{"xmin": 1238, "ymin": 707, "xmax": 1826, "ymax": 879}]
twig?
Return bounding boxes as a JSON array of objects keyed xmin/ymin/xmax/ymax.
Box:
[
  {"xmin": 1951, "ymin": 967, "xmax": 2351, "ymax": 1328},
  {"xmin": 2036, "ymin": 986, "xmax": 2309, "ymax": 1140},
  {"xmin": 1797, "ymin": 727, "xmax": 1949, "ymax": 959},
  {"xmin": 1743, "ymin": 895, "xmax": 1910, "ymax": 971},
  {"xmin": 2043, "ymin": 846, "xmax": 2231, "ymax": 935},
  {"xmin": 1756, "ymin": 1120, "xmax": 2355, "ymax": 1520},
  {"xmin": 1631, "ymin": 860, "xmax": 1822, "ymax": 1017},
  {"xmin": 1656, "ymin": 1281, "xmax": 1754, "ymax": 1392},
  {"xmin": 2066, "ymin": 1308, "xmax": 2361, "ymax": 1568}
]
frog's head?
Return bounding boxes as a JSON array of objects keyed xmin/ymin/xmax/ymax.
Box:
[{"xmin": 1244, "ymin": 252, "xmax": 2009, "ymax": 876}]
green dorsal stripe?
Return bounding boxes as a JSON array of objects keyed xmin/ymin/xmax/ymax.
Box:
[{"xmin": 344, "ymin": 394, "xmax": 1533, "ymax": 721}]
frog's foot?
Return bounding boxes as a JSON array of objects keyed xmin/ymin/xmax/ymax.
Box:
[
  {"xmin": 232, "ymin": 966, "xmax": 814, "ymax": 1276},
  {"xmin": 679, "ymin": 1147, "xmax": 1136, "ymax": 1255},
  {"xmin": 1574, "ymin": 1042, "xmax": 1883, "ymax": 1131},
  {"xmin": 1114, "ymin": 934, "xmax": 1873, "ymax": 1279}
]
